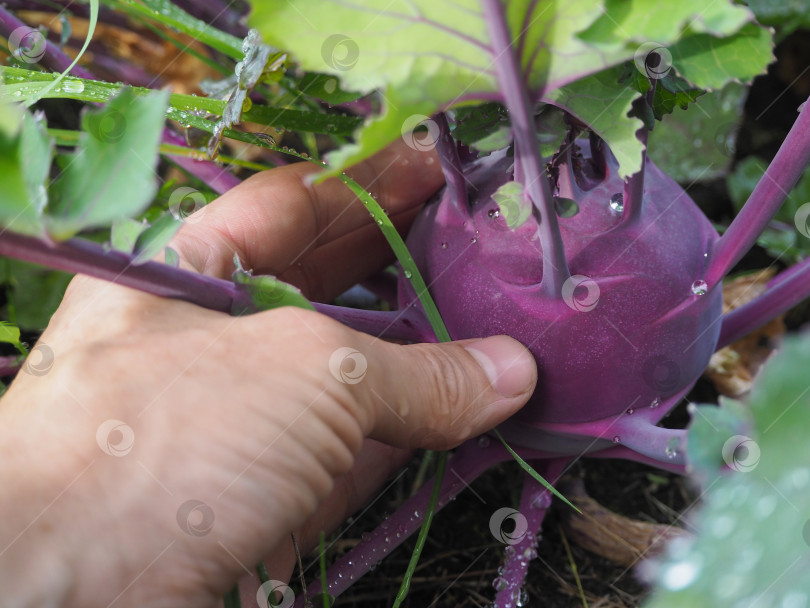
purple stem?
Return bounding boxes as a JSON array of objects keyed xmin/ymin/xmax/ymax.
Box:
[
  {"xmin": 313, "ymin": 304, "xmax": 434, "ymax": 343},
  {"xmin": 706, "ymin": 97, "xmax": 810, "ymax": 288},
  {"xmin": 0, "ymin": 6, "xmax": 242, "ymax": 195},
  {"xmin": 360, "ymin": 272, "xmax": 400, "ymax": 309},
  {"xmin": 0, "ymin": 231, "xmax": 237, "ymax": 311},
  {"xmin": 481, "ymin": 0, "xmax": 570, "ymax": 297},
  {"xmin": 494, "ymin": 459, "xmax": 569, "ymax": 608},
  {"xmin": 622, "ymin": 82, "xmax": 655, "ymax": 224},
  {"xmin": 296, "ymin": 439, "xmax": 514, "ymax": 606},
  {"xmin": 717, "ymin": 256, "xmax": 810, "ymax": 348},
  {"xmin": 0, "ymin": 232, "xmax": 430, "ymax": 340},
  {"xmin": 0, "ymin": 356, "xmax": 21, "ymax": 377},
  {"xmin": 434, "ymin": 112, "xmax": 468, "ymax": 210}
]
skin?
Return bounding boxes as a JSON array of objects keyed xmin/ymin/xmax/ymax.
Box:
[{"xmin": 0, "ymin": 140, "xmax": 537, "ymax": 607}]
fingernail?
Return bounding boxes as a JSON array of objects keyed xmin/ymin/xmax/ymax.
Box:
[{"xmin": 464, "ymin": 336, "xmax": 536, "ymax": 397}]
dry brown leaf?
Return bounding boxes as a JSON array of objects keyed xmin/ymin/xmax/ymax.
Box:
[
  {"xmin": 705, "ymin": 268, "xmax": 785, "ymax": 397},
  {"xmin": 16, "ymin": 11, "xmax": 221, "ymax": 94},
  {"xmin": 558, "ymin": 477, "xmax": 689, "ymax": 568}
]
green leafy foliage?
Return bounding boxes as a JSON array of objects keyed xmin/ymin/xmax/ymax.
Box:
[
  {"xmin": 646, "ymin": 334, "xmax": 810, "ymax": 606},
  {"xmin": 231, "ymin": 256, "xmax": 314, "ymax": 314},
  {"xmin": 0, "ymin": 103, "xmax": 51, "ymax": 237},
  {"xmin": 251, "ymin": 0, "xmax": 771, "ymax": 178},
  {"xmin": 48, "ymin": 88, "xmax": 170, "ymax": 239},
  {"xmin": 727, "ymin": 156, "xmax": 810, "ymax": 262},
  {"xmin": 647, "ymin": 82, "xmax": 747, "ymax": 183},
  {"xmin": 0, "ymin": 259, "xmax": 73, "ymax": 331}
]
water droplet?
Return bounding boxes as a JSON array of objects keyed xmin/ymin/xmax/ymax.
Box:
[
  {"xmin": 612, "ymin": 436, "xmax": 621, "ymax": 444},
  {"xmin": 609, "ymin": 193, "xmax": 624, "ymax": 213},
  {"xmin": 470, "ymin": 237, "xmax": 478, "ymax": 244},
  {"xmin": 12, "ymin": 90, "xmax": 21, "ymax": 97},
  {"xmin": 665, "ymin": 437, "xmax": 680, "ymax": 459},
  {"xmin": 488, "ymin": 208, "xmax": 500, "ymax": 218},
  {"xmin": 478, "ymin": 435, "xmax": 491, "ymax": 448},
  {"xmin": 63, "ymin": 80, "xmax": 84, "ymax": 94},
  {"xmin": 514, "ymin": 587, "xmax": 529, "ymax": 607},
  {"xmin": 440, "ymin": 242, "xmax": 448, "ymax": 249},
  {"xmin": 403, "ymin": 269, "xmax": 413, "ymax": 279},
  {"xmin": 413, "ymin": 509, "xmax": 420, "ymax": 518},
  {"xmin": 492, "ymin": 576, "xmax": 508, "ymax": 591},
  {"xmin": 376, "ymin": 218, "xmax": 384, "ymax": 225},
  {"xmin": 626, "ymin": 408, "xmax": 635, "ymax": 415},
  {"xmin": 650, "ymin": 397, "xmax": 661, "ymax": 408},
  {"xmin": 691, "ymin": 280, "xmax": 708, "ymax": 296}
]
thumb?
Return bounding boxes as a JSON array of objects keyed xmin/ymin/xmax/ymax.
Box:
[{"xmin": 344, "ymin": 335, "xmax": 537, "ymax": 450}]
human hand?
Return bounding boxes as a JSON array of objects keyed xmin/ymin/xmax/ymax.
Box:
[{"xmin": 0, "ymin": 140, "xmax": 537, "ymax": 607}]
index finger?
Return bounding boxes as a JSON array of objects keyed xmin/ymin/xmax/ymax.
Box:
[{"xmin": 170, "ymin": 140, "xmax": 444, "ymax": 282}]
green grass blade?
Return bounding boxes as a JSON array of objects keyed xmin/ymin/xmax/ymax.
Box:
[
  {"xmin": 25, "ymin": 0, "xmax": 98, "ymax": 107},
  {"xmin": 337, "ymin": 174, "xmax": 450, "ymax": 342},
  {"xmin": 391, "ymin": 450, "xmax": 447, "ymax": 608},
  {"xmin": 493, "ymin": 429, "xmax": 579, "ymax": 512}
]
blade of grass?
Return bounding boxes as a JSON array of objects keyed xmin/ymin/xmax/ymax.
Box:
[
  {"xmin": 319, "ymin": 532, "xmax": 330, "ymax": 608},
  {"xmin": 24, "ymin": 0, "xmax": 98, "ymax": 107},
  {"xmin": 391, "ymin": 450, "xmax": 447, "ymax": 608},
  {"xmin": 223, "ymin": 585, "xmax": 241, "ymax": 608},
  {"xmin": 559, "ymin": 524, "xmax": 589, "ymax": 608},
  {"xmin": 338, "ymin": 174, "xmax": 450, "ymax": 342},
  {"xmin": 493, "ymin": 429, "xmax": 579, "ymax": 512}
]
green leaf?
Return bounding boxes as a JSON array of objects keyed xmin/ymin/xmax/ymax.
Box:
[
  {"xmin": 231, "ymin": 256, "xmax": 314, "ymax": 314},
  {"xmin": 544, "ymin": 67, "xmax": 645, "ymax": 179},
  {"xmin": 0, "ymin": 322, "xmax": 21, "ymax": 346},
  {"xmin": 296, "ymin": 72, "xmax": 363, "ymax": 105},
  {"xmin": 0, "ymin": 104, "xmax": 52, "ymax": 236},
  {"xmin": 686, "ymin": 398, "xmax": 752, "ymax": 480},
  {"xmin": 647, "ymin": 81, "xmax": 747, "ymax": 183},
  {"xmin": 1, "ymin": 259, "xmax": 73, "ymax": 331},
  {"xmin": 48, "ymin": 88, "xmax": 169, "ymax": 239},
  {"xmin": 131, "ymin": 213, "xmax": 182, "ymax": 264},
  {"xmin": 492, "ymin": 181, "xmax": 532, "ymax": 229},
  {"xmin": 668, "ymin": 24, "xmax": 774, "ymax": 91},
  {"xmin": 645, "ymin": 334, "xmax": 810, "ymax": 606},
  {"xmin": 251, "ymin": 0, "xmax": 769, "ymax": 177},
  {"xmin": 452, "ymin": 103, "xmax": 511, "ymax": 153},
  {"xmin": 111, "ymin": 217, "xmax": 148, "ymax": 253}
]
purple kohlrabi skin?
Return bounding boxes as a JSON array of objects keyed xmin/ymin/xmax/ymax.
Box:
[{"xmin": 399, "ymin": 140, "xmax": 723, "ymax": 427}]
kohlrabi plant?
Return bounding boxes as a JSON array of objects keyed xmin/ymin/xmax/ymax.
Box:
[{"xmin": 3, "ymin": 0, "xmax": 810, "ymax": 606}]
